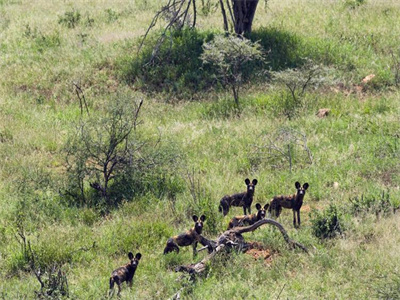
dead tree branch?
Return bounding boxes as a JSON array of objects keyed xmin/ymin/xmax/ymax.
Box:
[
  {"xmin": 138, "ymin": 0, "xmax": 195, "ymax": 63},
  {"xmin": 73, "ymin": 81, "xmax": 90, "ymax": 117},
  {"xmin": 175, "ymin": 218, "xmax": 309, "ymax": 277},
  {"xmin": 219, "ymin": 0, "xmax": 229, "ymax": 32}
]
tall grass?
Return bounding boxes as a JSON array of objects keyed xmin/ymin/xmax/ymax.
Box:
[{"xmin": 0, "ymin": 0, "xmax": 400, "ymax": 298}]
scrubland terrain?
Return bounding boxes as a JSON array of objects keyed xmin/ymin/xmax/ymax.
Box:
[{"xmin": 0, "ymin": 0, "xmax": 399, "ymax": 299}]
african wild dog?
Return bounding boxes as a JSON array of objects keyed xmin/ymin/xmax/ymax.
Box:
[
  {"xmin": 219, "ymin": 178, "xmax": 258, "ymax": 216},
  {"xmin": 227, "ymin": 203, "xmax": 269, "ymax": 230},
  {"xmin": 268, "ymin": 181, "xmax": 309, "ymax": 227},
  {"xmin": 163, "ymin": 215, "xmax": 209, "ymax": 257},
  {"xmin": 109, "ymin": 252, "xmax": 142, "ymax": 297}
]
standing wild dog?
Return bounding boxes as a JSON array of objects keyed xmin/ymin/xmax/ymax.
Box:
[
  {"xmin": 109, "ymin": 252, "xmax": 142, "ymax": 297},
  {"xmin": 268, "ymin": 181, "xmax": 309, "ymax": 227},
  {"xmin": 163, "ymin": 215, "xmax": 207, "ymax": 257},
  {"xmin": 219, "ymin": 178, "xmax": 258, "ymax": 216},
  {"xmin": 227, "ymin": 203, "xmax": 269, "ymax": 229}
]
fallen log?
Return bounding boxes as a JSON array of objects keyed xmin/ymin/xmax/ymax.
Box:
[{"xmin": 175, "ymin": 218, "xmax": 308, "ymax": 277}]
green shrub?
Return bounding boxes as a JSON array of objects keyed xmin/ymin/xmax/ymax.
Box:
[
  {"xmin": 349, "ymin": 191, "xmax": 396, "ymax": 217},
  {"xmin": 271, "ymin": 60, "xmax": 329, "ymax": 120},
  {"xmin": 310, "ymin": 204, "xmax": 343, "ymax": 240},
  {"xmin": 201, "ymin": 34, "xmax": 265, "ymax": 111},
  {"xmin": 63, "ymin": 95, "xmax": 185, "ymax": 208},
  {"xmin": 58, "ymin": 9, "xmax": 81, "ymax": 28},
  {"xmin": 118, "ymin": 28, "xmax": 217, "ymax": 98}
]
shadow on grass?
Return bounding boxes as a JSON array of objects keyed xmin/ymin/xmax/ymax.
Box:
[
  {"xmin": 117, "ymin": 27, "xmax": 305, "ymax": 99},
  {"xmin": 248, "ymin": 26, "xmax": 304, "ymax": 70}
]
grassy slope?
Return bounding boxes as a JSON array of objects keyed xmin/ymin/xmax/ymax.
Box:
[{"xmin": 1, "ymin": 0, "xmax": 400, "ymax": 299}]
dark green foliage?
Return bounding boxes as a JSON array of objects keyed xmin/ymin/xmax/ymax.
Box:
[
  {"xmin": 349, "ymin": 191, "xmax": 396, "ymax": 217},
  {"xmin": 58, "ymin": 9, "xmax": 81, "ymax": 28},
  {"xmin": 118, "ymin": 29, "xmax": 217, "ymax": 98},
  {"xmin": 310, "ymin": 204, "xmax": 343, "ymax": 240},
  {"xmin": 248, "ymin": 27, "xmax": 303, "ymax": 70}
]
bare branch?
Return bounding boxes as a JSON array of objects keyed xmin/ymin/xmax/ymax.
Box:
[
  {"xmin": 219, "ymin": 0, "xmax": 229, "ymax": 32},
  {"xmin": 225, "ymin": 0, "xmax": 235, "ymax": 30},
  {"xmin": 134, "ymin": 99, "xmax": 144, "ymax": 131},
  {"xmin": 175, "ymin": 218, "xmax": 309, "ymax": 280},
  {"xmin": 73, "ymin": 81, "xmax": 90, "ymax": 116},
  {"xmin": 192, "ymin": 0, "xmax": 197, "ymax": 27}
]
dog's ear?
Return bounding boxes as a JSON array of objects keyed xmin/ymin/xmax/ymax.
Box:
[
  {"xmin": 245, "ymin": 178, "xmax": 250, "ymax": 185},
  {"xmin": 264, "ymin": 204, "xmax": 269, "ymax": 210},
  {"xmin": 192, "ymin": 215, "xmax": 198, "ymax": 222},
  {"xmin": 135, "ymin": 253, "xmax": 142, "ymax": 260},
  {"xmin": 295, "ymin": 181, "xmax": 301, "ymax": 189},
  {"xmin": 200, "ymin": 215, "xmax": 206, "ymax": 222},
  {"xmin": 303, "ymin": 183, "xmax": 309, "ymax": 190},
  {"xmin": 128, "ymin": 252, "xmax": 134, "ymax": 260},
  {"xmin": 252, "ymin": 179, "xmax": 258, "ymax": 185},
  {"xmin": 255, "ymin": 203, "xmax": 261, "ymax": 210}
]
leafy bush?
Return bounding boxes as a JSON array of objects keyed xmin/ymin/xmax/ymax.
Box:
[
  {"xmin": 349, "ymin": 191, "xmax": 396, "ymax": 217},
  {"xmin": 201, "ymin": 34, "xmax": 265, "ymax": 111},
  {"xmin": 118, "ymin": 28, "xmax": 217, "ymax": 98},
  {"xmin": 271, "ymin": 59, "xmax": 329, "ymax": 119},
  {"xmin": 310, "ymin": 204, "xmax": 343, "ymax": 240},
  {"xmin": 119, "ymin": 27, "xmax": 310, "ymax": 99},
  {"xmin": 58, "ymin": 9, "xmax": 81, "ymax": 28},
  {"xmin": 63, "ymin": 95, "xmax": 184, "ymax": 209}
]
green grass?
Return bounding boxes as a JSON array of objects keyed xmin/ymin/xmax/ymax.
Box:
[{"xmin": 1, "ymin": 0, "xmax": 400, "ymax": 299}]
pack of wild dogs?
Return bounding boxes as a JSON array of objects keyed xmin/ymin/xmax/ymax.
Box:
[{"xmin": 109, "ymin": 178, "xmax": 309, "ymax": 296}]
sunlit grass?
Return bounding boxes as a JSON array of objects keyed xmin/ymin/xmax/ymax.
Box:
[{"xmin": 0, "ymin": 0, "xmax": 400, "ymax": 298}]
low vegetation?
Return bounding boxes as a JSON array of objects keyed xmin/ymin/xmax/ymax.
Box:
[{"xmin": 0, "ymin": 0, "xmax": 399, "ymax": 299}]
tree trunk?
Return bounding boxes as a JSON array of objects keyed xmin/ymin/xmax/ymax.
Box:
[{"xmin": 232, "ymin": 0, "xmax": 259, "ymax": 34}]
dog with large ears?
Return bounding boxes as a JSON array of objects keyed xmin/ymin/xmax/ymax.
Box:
[
  {"xmin": 109, "ymin": 252, "xmax": 142, "ymax": 297},
  {"xmin": 219, "ymin": 178, "xmax": 258, "ymax": 216},
  {"xmin": 227, "ymin": 203, "xmax": 269, "ymax": 230},
  {"xmin": 268, "ymin": 181, "xmax": 309, "ymax": 227},
  {"xmin": 163, "ymin": 215, "xmax": 209, "ymax": 257}
]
